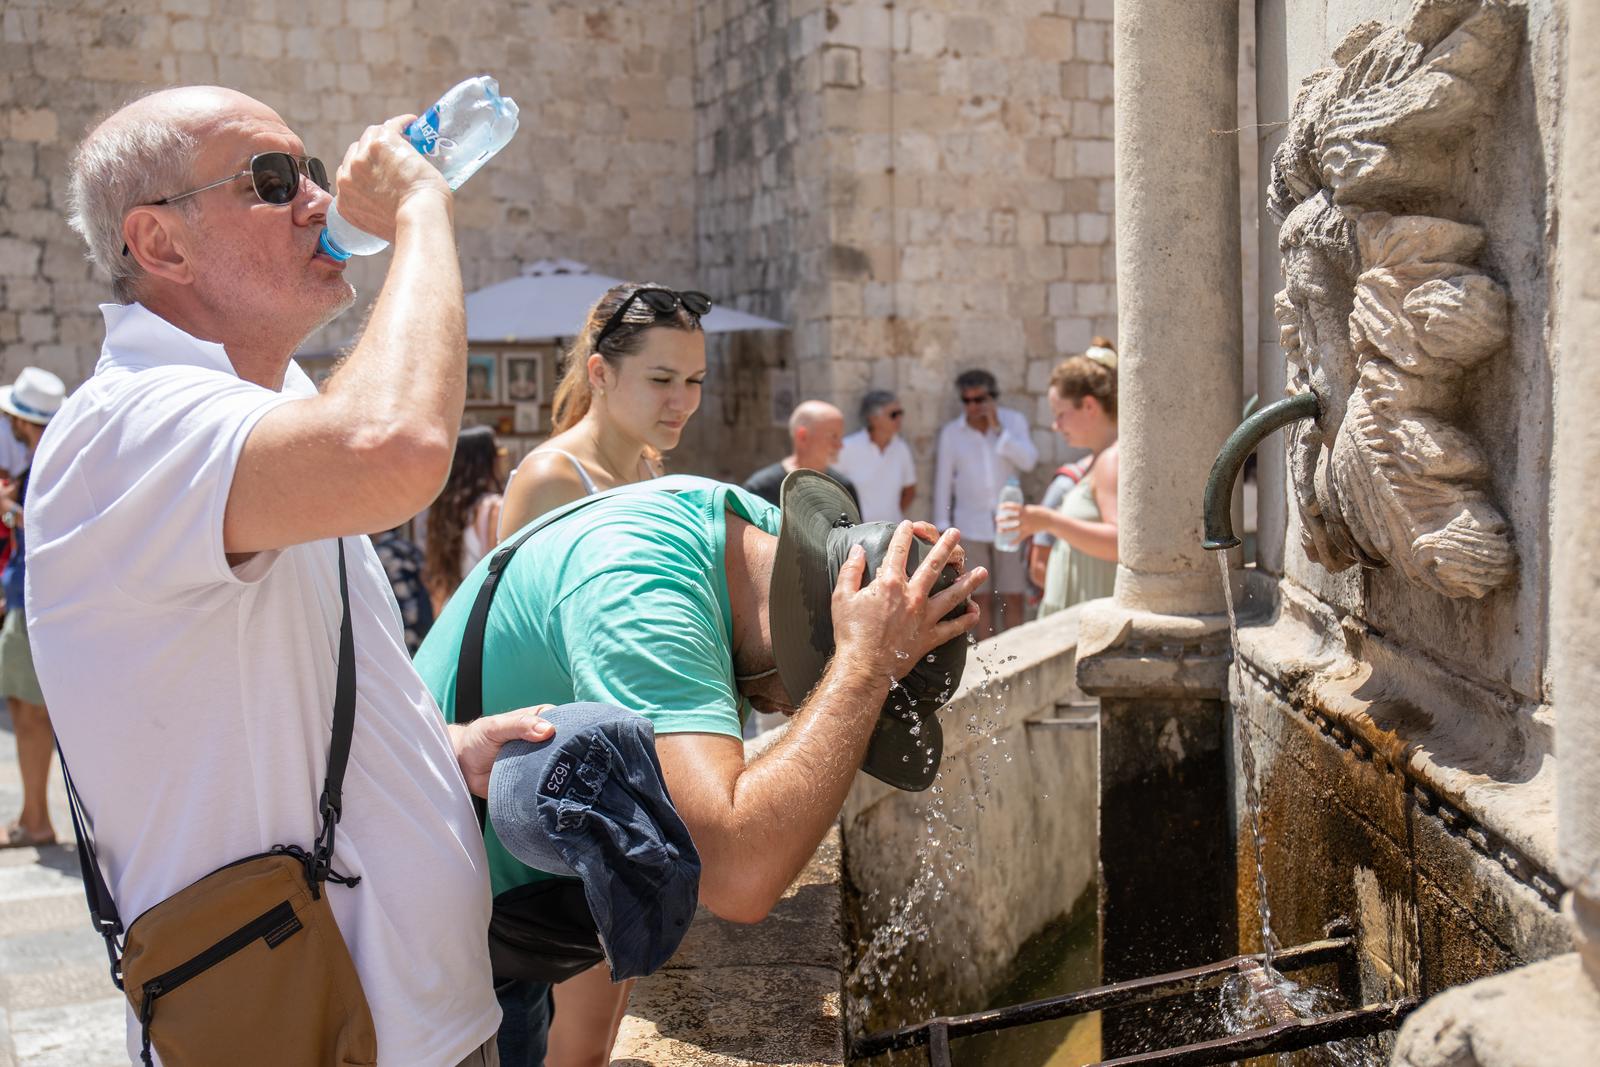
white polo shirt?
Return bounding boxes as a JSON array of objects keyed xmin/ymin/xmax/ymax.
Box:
[
  {"xmin": 25, "ymin": 303, "xmax": 499, "ymax": 1066},
  {"xmin": 834, "ymin": 429, "xmax": 918, "ymax": 524}
]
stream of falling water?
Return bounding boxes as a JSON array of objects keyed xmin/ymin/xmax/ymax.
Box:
[
  {"xmin": 847, "ymin": 640, "xmax": 1030, "ymax": 1042},
  {"xmin": 1218, "ymin": 553, "xmax": 1279, "ymax": 969},
  {"xmin": 1216, "ymin": 554, "xmax": 1384, "ymax": 1067}
]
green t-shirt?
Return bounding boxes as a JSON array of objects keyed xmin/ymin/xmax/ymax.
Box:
[{"xmin": 412, "ymin": 475, "xmax": 783, "ymax": 898}]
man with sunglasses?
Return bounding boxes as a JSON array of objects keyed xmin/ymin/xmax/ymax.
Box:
[
  {"xmin": 835, "ymin": 389, "xmax": 919, "ymax": 524},
  {"xmin": 933, "ymin": 369, "xmax": 1040, "ymax": 637},
  {"xmin": 27, "ymin": 87, "xmax": 547, "ymax": 1065}
]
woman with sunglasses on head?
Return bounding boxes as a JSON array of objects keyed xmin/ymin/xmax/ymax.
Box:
[
  {"xmin": 996, "ymin": 339, "xmax": 1121, "ymax": 617},
  {"xmin": 498, "ymin": 284, "xmax": 709, "ymax": 543},
  {"xmin": 492, "ymin": 283, "xmax": 707, "ymax": 1067}
]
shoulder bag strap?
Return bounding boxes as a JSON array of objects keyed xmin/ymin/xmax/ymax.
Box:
[
  {"xmin": 62, "ymin": 536, "xmax": 359, "ymax": 971},
  {"xmin": 57, "ymin": 743, "xmax": 124, "ymax": 989},
  {"xmin": 308, "ymin": 538, "xmax": 357, "ymax": 893}
]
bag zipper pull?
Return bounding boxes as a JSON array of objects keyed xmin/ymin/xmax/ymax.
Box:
[{"xmin": 139, "ymin": 983, "xmax": 159, "ymax": 1065}]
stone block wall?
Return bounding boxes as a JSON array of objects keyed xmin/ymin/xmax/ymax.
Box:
[
  {"xmin": 0, "ymin": 0, "xmax": 697, "ymax": 384},
  {"xmin": 680, "ymin": 0, "xmax": 1118, "ymax": 500},
  {"xmin": 3, "ymin": 0, "xmax": 1118, "ymax": 507}
]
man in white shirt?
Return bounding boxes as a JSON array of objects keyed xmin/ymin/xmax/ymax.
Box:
[
  {"xmin": 933, "ymin": 369, "xmax": 1039, "ymax": 637},
  {"xmin": 835, "ymin": 390, "xmax": 918, "ymax": 524},
  {"xmin": 29, "ymin": 86, "xmax": 550, "ymax": 1066}
]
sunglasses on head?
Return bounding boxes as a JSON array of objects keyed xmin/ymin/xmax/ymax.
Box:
[
  {"xmin": 595, "ymin": 287, "xmax": 712, "ymax": 350},
  {"xmin": 122, "ymin": 152, "xmax": 329, "ymax": 257}
]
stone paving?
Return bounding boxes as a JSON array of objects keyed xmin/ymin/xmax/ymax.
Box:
[{"xmin": 0, "ymin": 708, "xmax": 125, "ymax": 1066}]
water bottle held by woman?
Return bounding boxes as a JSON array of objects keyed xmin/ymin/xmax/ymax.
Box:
[
  {"xmin": 319, "ymin": 75, "xmax": 521, "ymax": 261},
  {"xmin": 994, "ymin": 477, "xmax": 1025, "ymax": 552}
]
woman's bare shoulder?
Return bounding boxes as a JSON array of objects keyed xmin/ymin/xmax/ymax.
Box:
[
  {"xmin": 501, "ymin": 452, "xmax": 588, "ymax": 534},
  {"xmin": 1093, "ymin": 442, "xmax": 1120, "ymax": 488}
]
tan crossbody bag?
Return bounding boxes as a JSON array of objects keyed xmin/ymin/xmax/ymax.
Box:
[{"xmin": 61, "ymin": 540, "xmax": 378, "ymax": 1066}]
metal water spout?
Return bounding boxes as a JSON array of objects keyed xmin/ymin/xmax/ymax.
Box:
[{"xmin": 1201, "ymin": 392, "xmax": 1322, "ymax": 551}]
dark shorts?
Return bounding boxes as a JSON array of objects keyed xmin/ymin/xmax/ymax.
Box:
[{"xmin": 494, "ymin": 978, "xmax": 554, "ymax": 1067}]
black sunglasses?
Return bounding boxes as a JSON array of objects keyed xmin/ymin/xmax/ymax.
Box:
[
  {"xmin": 886, "ymin": 409, "xmax": 905, "ymax": 419},
  {"xmin": 122, "ymin": 153, "xmax": 328, "ymax": 256},
  {"xmin": 158, "ymin": 151, "xmax": 328, "ymax": 207},
  {"xmin": 594, "ymin": 287, "xmax": 712, "ymax": 350},
  {"xmin": 961, "ymin": 393, "xmax": 995, "ymax": 405}
]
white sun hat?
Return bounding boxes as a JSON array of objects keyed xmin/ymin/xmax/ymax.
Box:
[{"xmin": 0, "ymin": 367, "xmax": 66, "ymax": 425}]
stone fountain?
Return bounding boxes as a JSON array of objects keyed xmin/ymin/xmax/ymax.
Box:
[{"xmin": 619, "ymin": 2, "xmax": 1600, "ymax": 1063}]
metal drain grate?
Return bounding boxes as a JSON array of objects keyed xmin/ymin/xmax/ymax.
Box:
[{"xmin": 851, "ymin": 934, "xmax": 1417, "ymax": 1066}]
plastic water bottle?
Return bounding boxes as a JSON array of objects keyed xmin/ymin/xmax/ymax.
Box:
[
  {"xmin": 318, "ymin": 75, "xmax": 521, "ymax": 261},
  {"xmin": 994, "ymin": 477, "xmax": 1025, "ymax": 552}
]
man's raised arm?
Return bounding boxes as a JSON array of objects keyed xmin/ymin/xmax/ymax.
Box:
[{"xmin": 224, "ymin": 117, "xmax": 466, "ymax": 555}]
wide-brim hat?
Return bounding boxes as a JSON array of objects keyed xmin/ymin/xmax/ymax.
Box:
[
  {"xmin": 769, "ymin": 469, "xmax": 968, "ymax": 791},
  {"xmin": 0, "ymin": 367, "xmax": 65, "ymax": 426},
  {"xmin": 489, "ymin": 702, "xmax": 701, "ymax": 980}
]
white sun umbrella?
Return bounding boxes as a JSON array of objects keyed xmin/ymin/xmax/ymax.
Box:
[{"xmin": 465, "ymin": 258, "xmax": 786, "ymax": 343}]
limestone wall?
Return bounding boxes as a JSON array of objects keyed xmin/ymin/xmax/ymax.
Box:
[
  {"xmin": 0, "ymin": 0, "xmax": 699, "ymax": 384},
  {"xmin": 584, "ymin": 0, "xmax": 1122, "ymax": 499},
  {"xmin": 4, "ymin": 0, "xmax": 1119, "ymax": 505}
]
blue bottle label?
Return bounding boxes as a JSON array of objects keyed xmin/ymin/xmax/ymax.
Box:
[{"xmin": 408, "ymin": 107, "xmax": 442, "ymax": 156}]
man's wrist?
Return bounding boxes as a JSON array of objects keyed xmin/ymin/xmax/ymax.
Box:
[
  {"xmin": 394, "ymin": 186, "xmax": 455, "ymax": 229},
  {"xmin": 828, "ymin": 642, "xmax": 890, "ymax": 690}
]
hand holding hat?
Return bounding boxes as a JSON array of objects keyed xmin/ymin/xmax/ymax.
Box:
[
  {"xmin": 452, "ymin": 704, "xmax": 556, "ymax": 797},
  {"xmin": 770, "ymin": 470, "xmax": 989, "ymax": 791},
  {"xmin": 830, "ymin": 523, "xmax": 983, "ymax": 682}
]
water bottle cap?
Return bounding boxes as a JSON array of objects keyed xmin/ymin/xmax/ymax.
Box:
[{"xmin": 317, "ymin": 229, "xmax": 352, "ymax": 262}]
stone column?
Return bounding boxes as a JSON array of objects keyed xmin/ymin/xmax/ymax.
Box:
[
  {"xmin": 1108, "ymin": 0, "xmax": 1244, "ymax": 618},
  {"xmin": 1393, "ymin": 3, "xmax": 1600, "ymax": 1062},
  {"xmin": 1552, "ymin": 0, "xmax": 1600, "ymax": 989},
  {"xmin": 1076, "ymin": 1, "xmax": 1244, "ymax": 1052}
]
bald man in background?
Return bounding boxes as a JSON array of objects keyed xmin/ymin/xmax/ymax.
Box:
[{"xmin": 741, "ymin": 400, "xmax": 860, "ymax": 511}]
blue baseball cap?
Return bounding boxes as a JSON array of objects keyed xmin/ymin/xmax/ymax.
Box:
[{"xmin": 488, "ymin": 702, "xmax": 702, "ymax": 981}]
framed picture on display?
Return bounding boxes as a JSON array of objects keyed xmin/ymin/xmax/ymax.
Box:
[
  {"xmin": 460, "ymin": 408, "xmax": 503, "ymax": 431},
  {"xmin": 466, "ymin": 352, "xmax": 499, "ymax": 404},
  {"xmin": 514, "ymin": 403, "xmax": 541, "ymax": 435},
  {"xmin": 503, "ymin": 353, "xmax": 544, "ymax": 404}
]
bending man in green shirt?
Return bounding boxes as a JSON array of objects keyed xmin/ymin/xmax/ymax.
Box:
[{"xmin": 414, "ymin": 473, "xmax": 984, "ymax": 1066}]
